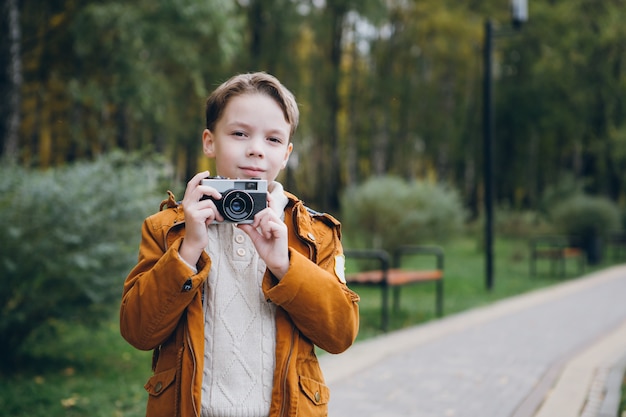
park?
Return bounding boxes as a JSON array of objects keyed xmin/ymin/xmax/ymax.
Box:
[{"xmin": 1, "ymin": 0, "xmax": 626, "ymax": 416}]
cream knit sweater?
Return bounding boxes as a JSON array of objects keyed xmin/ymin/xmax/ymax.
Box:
[{"xmin": 200, "ymin": 183, "xmax": 287, "ymax": 417}]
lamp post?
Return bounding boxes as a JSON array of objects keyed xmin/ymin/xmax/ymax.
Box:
[{"xmin": 483, "ymin": 0, "xmax": 528, "ymax": 291}]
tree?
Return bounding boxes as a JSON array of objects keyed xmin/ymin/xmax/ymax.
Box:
[
  {"xmin": 497, "ymin": 0, "xmax": 626, "ymax": 207},
  {"xmin": 5, "ymin": 0, "xmax": 626, "ymax": 214},
  {"xmin": 0, "ymin": 0, "xmax": 22, "ymax": 160}
]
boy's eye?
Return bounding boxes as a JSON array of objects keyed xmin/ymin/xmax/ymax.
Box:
[
  {"xmin": 268, "ymin": 137, "xmax": 282, "ymax": 144},
  {"xmin": 233, "ymin": 131, "xmax": 246, "ymax": 137}
]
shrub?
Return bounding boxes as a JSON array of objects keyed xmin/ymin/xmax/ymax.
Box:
[
  {"xmin": 550, "ymin": 194, "xmax": 621, "ymax": 239},
  {"xmin": 0, "ymin": 152, "xmax": 169, "ymax": 371},
  {"xmin": 340, "ymin": 175, "xmax": 465, "ymax": 254},
  {"xmin": 495, "ymin": 208, "xmax": 553, "ymax": 239},
  {"xmin": 549, "ymin": 194, "xmax": 621, "ymax": 263},
  {"xmin": 538, "ymin": 172, "xmax": 586, "ymax": 216}
]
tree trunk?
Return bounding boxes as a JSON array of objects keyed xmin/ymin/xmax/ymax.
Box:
[
  {"xmin": 318, "ymin": 2, "xmax": 347, "ymax": 212},
  {"xmin": 0, "ymin": 0, "xmax": 22, "ymax": 160}
]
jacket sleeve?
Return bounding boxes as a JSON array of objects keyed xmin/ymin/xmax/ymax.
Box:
[
  {"xmin": 119, "ymin": 214, "xmax": 210, "ymax": 351},
  {"xmin": 264, "ymin": 219, "xmax": 360, "ymax": 354}
]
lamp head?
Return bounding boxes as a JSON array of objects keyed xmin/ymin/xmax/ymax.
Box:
[{"xmin": 511, "ymin": 0, "xmax": 528, "ymax": 29}]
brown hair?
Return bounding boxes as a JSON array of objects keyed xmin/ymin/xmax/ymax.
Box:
[{"xmin": 205, "ymin": 72, "xmax": 299, "ymax": 140}]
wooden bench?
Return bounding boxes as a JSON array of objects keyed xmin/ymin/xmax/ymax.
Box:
[
  {"xmin": 529, "ymin": 235, "xmax": 584, "ymax": 277},
  {"xmin": 344, "ymin": 245, "xmax": 444, "ymax": 332}
]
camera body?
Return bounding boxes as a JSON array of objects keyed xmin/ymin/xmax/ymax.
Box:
[{"xmin": 201, "ymin": 177, "xmax": 267, "ymax": 224}]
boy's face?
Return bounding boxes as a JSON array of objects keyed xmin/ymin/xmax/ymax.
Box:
[{"xmin": 202, "ymin": 93, "xmax": 293, "ymax": 182}]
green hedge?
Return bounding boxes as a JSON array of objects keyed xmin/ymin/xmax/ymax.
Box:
[
  {"xmin": 550, "ymin": 194, "xmax": 621, "ymax": 240},
  {"xmin": 340, "ymin": 175, "xmax": 465, "ymax": 254},
  {"xmin": 549, "ymin": 193, "xmax": 621, "ymax": 264},
  {"xmin": 0, "ymin": 152, "xmax": 169, "ymax": 371}
]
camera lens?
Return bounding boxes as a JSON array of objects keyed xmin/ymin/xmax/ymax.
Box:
[
  {"xmin": 230, "ymin": 198, "xmax": 244, "ymax": 213},
  {"xmin": 222, "ymin": 190, "xmax": 254, "ymax": 221}
]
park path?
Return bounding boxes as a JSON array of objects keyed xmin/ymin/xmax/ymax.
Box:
[{"xmin": 320, "ymin": 264, "xmax": 626, "ymax": 417}]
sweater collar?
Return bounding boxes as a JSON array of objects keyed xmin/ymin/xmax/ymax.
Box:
[{"xmin": 268, "ymin": 181, "xmax": 289, "ymax": 221}]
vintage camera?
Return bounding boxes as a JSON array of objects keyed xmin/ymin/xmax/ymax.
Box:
[{"xmin": 201, "ymin": 177, "xmax": 267, "ymax": 224}]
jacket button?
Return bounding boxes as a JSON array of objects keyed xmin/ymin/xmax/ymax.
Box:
[
  {"xmin": 154, "ymin": 382, "xmax": 163, "ymax": 393},
  {"xmin": 314, "ymin": 391, "xmax": 320, "ymax": 402},
  {"xmin": 182, "ymin": 279, "xmax": 193, "ymax": 292}
]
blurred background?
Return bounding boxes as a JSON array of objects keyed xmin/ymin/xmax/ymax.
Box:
[
  {"xmin": 3, "ymin": 0, "xmax": 625, "ymax": 212},
  {"xmin": 1, "ymin": 1, "xmax": 625, "ymax": 416}
]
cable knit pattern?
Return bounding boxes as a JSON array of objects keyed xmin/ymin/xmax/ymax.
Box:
[{"xmin": 201, "ymin": 182, "xmax": 286, "ymax": 417}]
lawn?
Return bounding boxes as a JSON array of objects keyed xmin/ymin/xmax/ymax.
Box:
[{"xmin": 0, "ymin": 235, "xmax": 617, "ymax": 417}]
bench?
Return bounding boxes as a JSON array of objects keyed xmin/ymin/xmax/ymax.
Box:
[
  {"xmin": 529, "ymin": 235, "xmax": 584, "ymax": 277},
  {"xmin": 344, "ymin": 245, "xmax": 444, "ymax": 331}
]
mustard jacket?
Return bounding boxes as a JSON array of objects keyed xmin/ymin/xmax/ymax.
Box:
[{"xmin": 120, "ymin": 191, "xmax": 360, "ymax": 417}]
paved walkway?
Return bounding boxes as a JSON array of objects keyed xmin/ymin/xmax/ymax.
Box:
[{"xmin": 320, "ymin": 264, "xmax": 626, "ymax": 417}]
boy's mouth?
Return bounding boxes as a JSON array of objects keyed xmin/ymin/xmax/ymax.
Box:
[{"xmin": 240, "ymin": 166, "xmax": 265, "ymax": 177}]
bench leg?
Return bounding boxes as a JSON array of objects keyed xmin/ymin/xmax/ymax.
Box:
[
  {"xmin": 381, "ymin": 284, "xmax": 390, "ymax": 332},
  {"xmin": 436, "ymin": 280, "xmax": 444, "ymax": 317}
]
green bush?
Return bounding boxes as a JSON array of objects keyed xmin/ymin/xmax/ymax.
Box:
[
  {"xmin": 538, "ymin": 172, "xmax": 586, "ymax": 215},
  {"xmin": 340, "ymin": 175, "xmax": 465, "ymax": 254},
  {"xmin": 495, "ymin": 208, "xmax": 553, "ymax": 239},
  {"xmin": 550, "ymin": 194, "xmax": 621, "ymax": 239},
  {"xmin": 0, "ymin": 152, "xmax": 169, "ymax": 372},
  {"xmin": 549, "ymin": 194, "xmax": 621, "ymax": 263}
]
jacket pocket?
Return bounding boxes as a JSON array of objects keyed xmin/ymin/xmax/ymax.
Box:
[
  {"xmin": 144, "ymin": 367, "xmax": 177, "ymax": 397},
  {"xmin": 299, "ymin": 375, "xmax": 330, "ymax": 406}
]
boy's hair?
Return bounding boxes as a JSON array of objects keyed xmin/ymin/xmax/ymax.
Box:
[{"xmin": 205, "ymin": 72, "xmax": 300, "ymax": 141}]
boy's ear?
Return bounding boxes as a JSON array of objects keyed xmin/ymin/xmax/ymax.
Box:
[
  {"xmin": 202, "ymin": 129, "xmax": 216, "ymax": 157},
  {"xmin": 281, "ymin": 142, "xmax": 294, "ymax": 169}
]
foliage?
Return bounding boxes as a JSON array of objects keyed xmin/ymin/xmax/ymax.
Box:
[
  {"xmin": 0, "ymin": 152, "xmax": 168, "ymax": 372},
  {"xmin": 498, "ymin": 0, "xmax": 626, "ymax": 206},
  {"xmin": 340, "ymin": 175, "xmax": 465, "ymax": 254},
  {"xmin": 494, "ymin": 208, "xmax": 552, "ymax": 239},
  {"xmin": 549, "ymin": 194, "xmax": 622, "ymax": 241},
  {"xmin": 13, "ymin": 0, "xmax": 241, "ymax": 175},
  {"xmin": 1, "ymin": 0, "xmax": 625, "ymax": 214},
  {"xmin": 537, "ymin": 172, "xmax": 587, "ymax": 216}
]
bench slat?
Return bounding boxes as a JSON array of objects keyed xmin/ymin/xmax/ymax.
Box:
[
  {"xmin": 533, "ymin": 247, "xmax": 582, "ymax": 259},
  {"xmin": 344, "ymin": 245, "xmax": 445, "ymax": 331},
  {"xmin": 346, "ymin": 269, "xmax": 443, "ymax": 285}
]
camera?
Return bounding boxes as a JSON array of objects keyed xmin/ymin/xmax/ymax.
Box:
[{"xmin": 201, "ymin": 177, "xmax": 267, "ymax": 224}]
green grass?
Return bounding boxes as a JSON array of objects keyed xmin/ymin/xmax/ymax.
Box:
[
  {"xmin": 0, "ymin": 319, "xmax": 151, "ymax": 417},
  {"xmin": 0, "ymin": 235, "xmax": 619, "ymax": 417}
]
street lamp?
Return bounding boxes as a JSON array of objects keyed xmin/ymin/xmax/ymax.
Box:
[
  {"xmin": 483, "ymin": 0, "xmax": 528, "ymax": 291},
  {"xmin": 512, "ymin": 0, "xmax": 529, "ymax": 28}
]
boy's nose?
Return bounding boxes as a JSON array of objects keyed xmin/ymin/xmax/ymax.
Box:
[{"xmin": 247, "ymin": 138, "xmax": 265, "ymax": 157}]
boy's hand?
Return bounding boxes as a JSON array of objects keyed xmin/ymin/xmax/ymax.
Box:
[
  {"xmin": 179, "ymin": 171, "xmax": 224, "ymax": 266},
  {"xmin": 238, "ymin": 192, "xmax": 290, "ymax": 280}
]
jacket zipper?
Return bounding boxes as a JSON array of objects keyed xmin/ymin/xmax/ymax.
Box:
[
  {"xmin": 186, "ymin": 329, "xmax": 200, "ymax": 417},
  {"xmin": 163, "ymin": 219, "xmax": 199, "ymax": 417},
  {"xmin": 278, "ymin": 325, "xmax": 296, "ymax": 417}
]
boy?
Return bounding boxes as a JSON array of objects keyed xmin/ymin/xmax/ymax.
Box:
[{"xmin": 120, "ymin": 72, "xmax": 360, "ymax": 417}]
